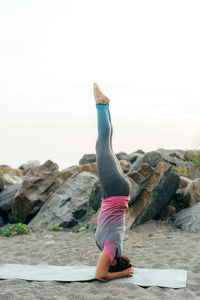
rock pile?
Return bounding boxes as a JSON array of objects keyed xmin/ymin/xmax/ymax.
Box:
[{"xmin": 0, "ymin": 148, "xmax": 200, "ymax": 232}]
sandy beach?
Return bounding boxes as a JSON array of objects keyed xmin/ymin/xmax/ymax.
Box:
[{"xmin": 0, "ymin": 220, "xmax": 199, "ymax": 300}]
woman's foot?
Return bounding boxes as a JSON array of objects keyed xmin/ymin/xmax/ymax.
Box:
[{"xmin": 93, "ymin": 82, "xmax": 110, "ymax": 104}]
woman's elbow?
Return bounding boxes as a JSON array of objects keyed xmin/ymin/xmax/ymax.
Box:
[{"xmin": 95, "ymin": 271, "xmax": 108, "ymax": 281}]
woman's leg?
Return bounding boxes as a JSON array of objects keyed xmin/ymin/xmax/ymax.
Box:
[
  {"xmin": 107, "ymin": 105, "xmax": 128, "ymax": 176},
  {"xmin": 95, "ymin": 102, "xmax": 131, "ymax": 197}
]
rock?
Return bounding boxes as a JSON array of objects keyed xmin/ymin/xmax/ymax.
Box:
[
  {"xmin": 129, "ymin": 151, "xmax": 164, "ymax": 173},
  {"xmin": 59, "ymin": 163, "xmax": 97, "ymax": 181},
  {"xmin": 128, "ymin": 163, "xmax": 154, "ymax": 183},
  {"xmin": 18, "ymin": 160, "xmax": 41, "ymax": 175},
  {"xmin": 155, "ymin": 148, "xmax": 200, "ymax": 179},
  {"xmin": 29, "ymin": 172, "xmax": 99, "ymax": 229},
  {"xmin": 59, "ymin": 160, "xmax": 131, "ymax": 182},
  {"xmin": 12, "ymin": 160, "xmax": 59, "ymax": 221},
  {"xmin": 185, "ymin": 163, "xmax": 200, "ymax": 180},
  {"xmin": 88, "ymin": 181, "xmax": 103, "ymax": 212},
  {"xmin": 88, "ymin": 208, "xmax": 100, "ymax": 229},
  {"xmin": 155, "ymin": 148, "xmax": 185, "ymax": 159},
  {"xmin": 127, "ymin": 152, "xmax": 143, "ymax": 164},
  {"xmin": 0, "ymin": 165, "xmax": 23, "ymax": 186},
  {"xmin": 0, "ymin": 216, "xmax": 3, "ymax": 227},
  {"xmin": 0, "ymin": 171, "xmax": 5, "ymax": 191},
  {"xmin": 126, "ymin": 162, "xmax": 180, "ymax": 229},
  {"xmin": 179, "ymin": 176, "xmax": 193, "ymax": 188},
  {"xmin": 183, "ymin": 178, "xmax": 200, "ymax": 206},
  {"xmin": 128, "ymin": 163, "xmax": 154, "ymax": 206},
  {"xmin": 0, "ymin": 165, "xmax": 22, "ymax": 177},
  {"xmin": 116, "ymin": 152, "xmax": 129, "ymax": 161},
  {"xmin": 3, "ymin": 173, "xmax": 23, "ymax": 186},
  {"xmin": 160, "ymin": 205, "xmax": 176, "ymax": 220},
  {"xmin": 173, "ymin": 163, "xmax": 199, "ymax": 180},
  {"xmin": 0, "ymin": 184, "xmax": 21, "ymax": 212},
  {"xmin": 7, "ymin": 210, "xmax": 23, "ymax": 224},
  {"xmin": 135, "ymin": 149, "xmax": 146, "ymax": 155},
  {"xmin": 0, "ymin": 184, "xmax": 21, "ymax": 224},
  {"xmin": 172, "ymin": 202, "xmax": 200, "ymax": 233},
  {"xmin": 119, "ymin": 160, "xmax": 131, "ymax": 173},
  {"xmin": 170, "ymin": 188, "xmax": 189, "ymax": 213},
  {"xmin": 79, "ymin": 154, "xmax": 96, "ymax": 165}
]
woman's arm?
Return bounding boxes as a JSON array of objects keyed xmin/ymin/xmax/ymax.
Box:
[
  {"xmin": 103, "ymin": 267, "xmax": 134, "ymax": 281},
  {"xmin": 95, "ymin": 249, "xmax": 110, "ymax": 280},
  {"xmin": 95, "ymin": 250, "xmax": 134, "ymax": 281}
]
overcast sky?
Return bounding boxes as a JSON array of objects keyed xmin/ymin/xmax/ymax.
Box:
[{"xmin": 0, "ymin": 0, "xmax": 200, "ymax": 170}]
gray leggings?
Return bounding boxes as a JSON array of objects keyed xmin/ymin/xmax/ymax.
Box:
[{"xmin": 95, "ymin": 103, "xmax": 132, "ymax": 198}]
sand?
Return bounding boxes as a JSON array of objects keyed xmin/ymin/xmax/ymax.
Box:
[{"xmin": 0, "ymin": 220, "xmax": 199, "ymax": 300}]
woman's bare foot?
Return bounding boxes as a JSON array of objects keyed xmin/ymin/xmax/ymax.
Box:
[{"xmin": 93, "ymin": 82, "xmax": 110, "ymax": 104}]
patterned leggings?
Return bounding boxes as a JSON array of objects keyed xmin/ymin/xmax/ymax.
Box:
[{"xmin": 95, "ymin": 103, "xmax": 132, "ymax": 198}]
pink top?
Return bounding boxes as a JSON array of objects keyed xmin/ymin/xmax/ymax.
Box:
[{"xmin": 95, "ymin": 195, "xmax": 130, "ymax": 262}]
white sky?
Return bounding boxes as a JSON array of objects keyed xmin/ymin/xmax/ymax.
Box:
[{"xmin": 0, "ymin": 0, "xmax": 200, "ymax": 170}]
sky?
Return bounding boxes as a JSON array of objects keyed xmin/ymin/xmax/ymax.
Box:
[{"xmin": 0, "ymin": 0, "xmax": 200, "ymax": 171}]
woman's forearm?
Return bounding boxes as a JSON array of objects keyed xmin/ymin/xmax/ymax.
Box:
[{"xmin": 103, "ymin": 271, "xmax": 126, "ymax": 281}]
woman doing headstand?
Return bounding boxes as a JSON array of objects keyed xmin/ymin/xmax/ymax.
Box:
[{"xmin": 94, "ymin": 83, "xmax": 134, "ymax": 281}]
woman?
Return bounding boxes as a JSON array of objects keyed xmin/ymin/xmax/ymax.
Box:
[{"xmin": 94, "ymin": 83, "xmax": 134, "ymax": 281}]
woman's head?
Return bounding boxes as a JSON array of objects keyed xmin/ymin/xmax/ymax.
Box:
[{"xmin": 108, "ymin": 255, "xmax": 132, "ymax": 273}]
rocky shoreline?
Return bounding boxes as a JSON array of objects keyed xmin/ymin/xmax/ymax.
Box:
[{"xmin": 0, "ymin": 148, "xmax": 200, "ymax": 233}]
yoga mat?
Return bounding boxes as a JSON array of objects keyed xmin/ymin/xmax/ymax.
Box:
[{"xmin": 0, "ymin": 264, "xmax": 187, "ymax": 288}]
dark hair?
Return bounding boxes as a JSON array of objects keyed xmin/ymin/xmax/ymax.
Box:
[{"xmin": 108, "ymin": 255, "xmax": 132, "ymax": 273}]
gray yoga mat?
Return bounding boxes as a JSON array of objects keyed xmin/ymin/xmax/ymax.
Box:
[{"xmin": 0, "ymin": 264, "xmax": 187, "ymax": 288}]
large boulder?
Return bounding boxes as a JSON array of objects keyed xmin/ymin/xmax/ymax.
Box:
[
  {"xmin": 155, "ymin": 148, "xmax": 200, "ymax": 179},
  {"xmin": 185, "ymin": 163, "xmax": 200, "ymax": 180},
  {"xmin": 169, "ymin": 176, "xmax": 193, "ymax": 213},
  {"xmin": 18, "ymin": 160, "xmax": 41, "ymax": 175},
  {"xmin": 0, "ymin": 165, "xmax": 22, "ymax": 177},
  {"xmin": 59, "ymin": 163, "xmax": 97, "ymax": 181},
  {"xmin": 126, "ymin": 162, "xmax": 180, "ymax": 229},
  {"xmin": 0, "ymin": 171, "xmax": 5, "ymax": 191},
  {"xmin": 127, "ymin": 151, "xmax": 144, "ymax": 164},
  {"xmin": 0, "ymin": 184, "xmax": 21, "ymax": 224},
  {"xmin": 128, "ymin": 151, "xmax": 164, "ymax": 173},
  {"xmin": 155, "ymin": 148, "xmax": 185, "ymax": 160},
  {"xmin": 3, "ymin": 173, "xmax": 23, "ymax": 186},
  {"xmin": 172, "ymin": 202, "xmax": 200, "ymax": 233},
  {"xmin": 29, "ymin": 171, "xmax": 99, "ymax": 229},
  {"xmin": 160, "ymin": 205, "xmax": 176, "ymax": 220},
  {"xmin": 0, "ymin": 165, "xmax": 23, "ymax": 186},
  {"xmin": 183, "ymin": 178, "xmax": 200, "ymax": 206},
  {"xmin": 179, "ymin": 176, "xmax": 193, "ymax": 188},
  {"xmin": 128, "ymin": 163, "xmax": 154, "ymax": 206},
  {"xmin": 79, "ymin": 154, "xmax": 96, "ymax": 165},
  {"xmin": 0, "ymin": 216, "xmax": 3, "ymax": 227},
  {"xmin": 0, "ymin": 184, "xmax": 21, "ymax": 212},
  {"xmin": 12, "ymin": 160, "xmax": 59, "ymax": 222},
  {"xmin": 116, "ymin": 152, "xmax": 129, "ymax": 161},
  {"xmin": 119, "ymin": 160, "xmax": 131, "ymax": 173}
]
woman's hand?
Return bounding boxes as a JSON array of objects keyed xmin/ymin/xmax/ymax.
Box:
[{"xmin": 121, "ymin": 267, "xmax": 134, "ymax": 278}]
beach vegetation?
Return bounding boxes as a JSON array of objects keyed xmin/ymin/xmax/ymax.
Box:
[
  {"xmin": 77, "ymin": 224, "xmax": 97, "ymax": 232},
  {"xmin": 0, "ymin": 223, "xmax": 32, "ymax": 237},
  {"xmin": 175, "ymin": 166, "xmax": 187, "ymax": 176},
  {"xmin": 78, "ymin": 224, "xmax": 88, "ymax": 232},
  {"xmin": 90, "ymin": 224, "xmax": 97, "ymax": 231},
  {"xmin": 184, "ymin": 150, "xmax": 200, "ymax": 167},
  {"xmin": 48, "ymin": 225, "xmax": 64, "ymax": 231}
]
